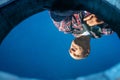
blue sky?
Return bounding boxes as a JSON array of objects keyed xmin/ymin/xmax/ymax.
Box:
[{"xmin": 0, "ymin": 11, "xmax": 120, "ymax": 80}]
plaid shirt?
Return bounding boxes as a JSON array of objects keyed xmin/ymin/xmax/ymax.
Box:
[{"xmin": 50, "ymin": 11, "xmax": 113, "ymax": 38}]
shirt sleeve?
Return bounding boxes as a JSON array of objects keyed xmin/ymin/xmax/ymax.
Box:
[
  {"xmin": 100, "ymin": 23, "xmax": 114, "ymax": 35},
  {"xmin": 90, "ymin": 23, "xmax": 113, "ymax": 38},
  {"xmin": 49, "ymin": 11, "xmax": 74, "ymax": 34}
]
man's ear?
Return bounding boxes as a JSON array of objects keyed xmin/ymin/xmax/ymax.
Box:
[{"xmin": 87, "ymin": 49, "xmax": 90, "ymax": 53}]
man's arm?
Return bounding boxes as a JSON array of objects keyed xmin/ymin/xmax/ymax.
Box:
[
  {"xmin": 82, "ymin": 13, "xmax": 113, "ymax": 38},
  {"xmin": 77, "ymin": 0, "xmax": 120, "ymax": 37},
  {"xmin": 51, "ymin": 0, "xmax": 120, "ymax": 37},
  {"xmin": 83, "ymin": 14, "xmax": 104, "ymax": 27}
]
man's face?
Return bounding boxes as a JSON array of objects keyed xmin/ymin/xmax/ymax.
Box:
[{"xmin": 69, "ymin": 41, "xmax": 84, "ymax": 60}]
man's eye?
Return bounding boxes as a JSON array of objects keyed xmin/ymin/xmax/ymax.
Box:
[{"xmin": 71, "ymin": 48, "xmax": 76, "ymax": 52}]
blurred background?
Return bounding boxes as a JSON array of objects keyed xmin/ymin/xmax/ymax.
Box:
[{"xmin": 0, "ymin": 11, "xmax": 120, "ymax": 80}]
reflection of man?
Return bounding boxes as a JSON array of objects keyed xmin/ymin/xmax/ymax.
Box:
[
  {"xmin": 50, "ymin": 11, "xmax": 113, "ymax": 60},
  {"xmin": 0, "ymin": 0, "xmax": 120, "ymax": 44}
]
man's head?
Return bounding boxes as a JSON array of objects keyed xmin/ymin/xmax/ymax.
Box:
[{"xmin": 69, "ymin": 36, "xmax": 90, "ymax": 60}]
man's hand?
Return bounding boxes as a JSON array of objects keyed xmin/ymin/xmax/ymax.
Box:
[{"xmin": 83, "ymin": 14, "xmax": 104, "ymax": 26}]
